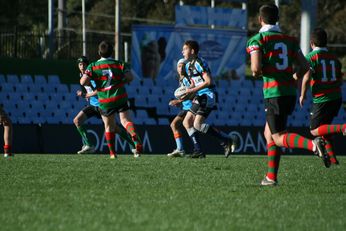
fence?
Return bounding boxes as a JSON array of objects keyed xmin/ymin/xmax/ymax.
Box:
[{"xmin": 0, "ymin": 29, "xmax": 126, "ymax": 60}]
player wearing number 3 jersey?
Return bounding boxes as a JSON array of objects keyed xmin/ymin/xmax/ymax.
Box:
[{"xmin": 247, "ymin": 4, "xmax": 330, "ymax": 186}]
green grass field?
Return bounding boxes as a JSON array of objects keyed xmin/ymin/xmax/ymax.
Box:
[{"xmin": 1, "ymin": 154, "xmax": 345, "ymax": 231}]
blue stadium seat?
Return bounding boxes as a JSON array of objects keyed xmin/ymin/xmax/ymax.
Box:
[
  {"xmin": 126, "ymin": 86, "xmax": 137, "ymax": 95},
  {"xmin": 137, "ymin": 85, "xmax": 150, "ymax": 95},
  {"xmin": 134, "ymin": 97, "xmax": 148, "ymax": 107},
  {"xmin": 45, "ymin": 101, "xmax": 59, "ymax": 112},
  {"xmin": 34, "ymin": 75, "xmax": 47, "ymax": 85},
  {"xmin": 20, "ymin": 75, "xmax": 34, "ymax": 84},
  {"xmin": 158, "ymin": 118, "xmax": 170, "ymax": 125},
  {"xmin": 8, "ymin": 92, "xmax": 22, "ymax": 102},
  {"xmin": 22, "ymin": 93, "xmax": 35, "ymax": 101},
  {"xmin": 150, "ymin": 86, "xmax": 163, "ymax": 95},
  {"xmin": 14, "ymin": 84, "xmax": 28, "ymax": 93},
  {"xmin": 156, "ymin": 105, "xmax": 171, "ymax": 115},
  {"xmin": 142, "ymin": 79, "xmax": 155, "ymax": 88},
  {"xmin": 1, "ymin": 83, "xmax": 15, "ymax": 93},
  {"xmin": 0, "ymin": 74, "xmax": 5, "ymax": 83},
  {"xmin": 44, "ymin": 84, "xmax": 58, "ymax": 93},
  {"xmin": 48, "ymin": 75, "xmax": 61, "ymax": 84},
  {"xmin": 46, "ymin": 116, "xmax": 60, "ymax": 124},
  {"xmin": 144, "ymin": 118, "xmax": 157, "ymax": 125},
  {"xmin": 229, "ymin": 113, "xmax": 243, "ymax": 126},
  {"xmin": 130, "ymin": 78, "xmax": 141, "ymax": 87},
  {"xmin": 28, "ymin": 84, "xmax": 44, "ymax": 93},
  {"xmin": 57, "ymin": 84, "xmax": 69, "ymax": 93},
  {"xmin": 70, "ymin": 84, "xmax": 82, "ymax": 93},
  {"xmin": 136, "ymin": 109, "xmax": 149, "ymax": 119},
  {"xmin": 6, "ymin": 74, "xmax": 19, "ymax": 84},
  {"xmin": 58, "ymin": 101, "xmax": 72, "ymax": 110},
  {"xmin": 64, "ymin": 93, "xmax": 79, "ymax": 103}
]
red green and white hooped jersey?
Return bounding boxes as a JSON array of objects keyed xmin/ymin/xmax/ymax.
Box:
[
  {"xmin": 85, "ymin": 57, "xmax": 130, "ymax": 110},
  {"xmin": 246, "ymin": 25, "xmax": 300, "ymax": 99},
  {"xmin": 305, "ymin": 47, "xmax": 342, "ymax": 104}
]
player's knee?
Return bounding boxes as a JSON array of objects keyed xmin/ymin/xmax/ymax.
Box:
[
  {"xmin": 73, "ymin": 117, "xmax": 81, "ymax": 126},
  {"xmin": 272, "ymin": 134, "xmax": 284, "ymax": 147},
  {"xmin": 170, "ymin": 122, "xmax": 179, "ymax": 131},
  {"xmin": 264, "ymin": 131, "xmax": 272, "ymax": 143},
  {"xmin": 310, "ymin": 129, "xmax": 318, "ymax": 137},
  {"xmin": 1, "ymin": 117, "xmax": 12, "ymax": 127},
  {"xmin": 182, "ymin": 120, "xmax": 190, "ymax": 129}
]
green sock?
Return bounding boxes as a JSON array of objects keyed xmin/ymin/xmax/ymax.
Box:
[
  {"xmin": 118, "ymin": 127, "xmax": 135, "ymax": 149},
  {"xmin": 77, "ymin": 126, "xmax": 92, "ymax": 146}
]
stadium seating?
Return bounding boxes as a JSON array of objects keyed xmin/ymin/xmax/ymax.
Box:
[{"xmin": 1, "ymin": 73, "xmax": 344, "ymax": 127}]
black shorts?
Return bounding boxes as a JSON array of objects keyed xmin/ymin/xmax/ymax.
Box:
[
  {"xmin": 265, "ymin": 96, "xmax": 296, "ymax": 134},
  {"xmin": 0, "ymin": 106, "xmax": 10, "ymax": 123},
  {"xmin": 98, "ymin": 101, "xmax": 130, "ymax": 117},
  {"xmin": 189, "ymin": 94, "xmax": 215, "ymax": 118},
  {"xmin": 310, "ymin": 98, "xmax": 342, "ymax": 130},
  {"xmin": 177, "ymin": 110, "xmax": 188, "ymax": 118},
  {"xmin": 82, "ymin": 105, "xmax": 101, "ymax": 119}
]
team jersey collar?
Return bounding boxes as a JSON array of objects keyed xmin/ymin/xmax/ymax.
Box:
[
  {"xmin": 98, "ymin": 57, "xmax": 113, "ymax": 61},
  {"xmin": 259, "ymin": 24, "xmax": 281, "ymax": 33},
  {"xmin": 313, "ymin": 47, "xmax": 328, "ymax": 51}
]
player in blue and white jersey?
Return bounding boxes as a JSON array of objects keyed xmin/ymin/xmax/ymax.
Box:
[
  {"xmin": 181, "ymin": 40, "xmax": 238, "ymax": 158},
  {"xmin": 167, "ymin": 58, "xmax": 193, "ymax": 157},
  {"xmin": 73, "ymin": 56, "xmax": 101, "ymax": 154}
]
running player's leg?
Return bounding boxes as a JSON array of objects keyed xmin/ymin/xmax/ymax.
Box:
[
  {"xmin": 261, "ymin": 122, "xmax": 281, "ymax": 185},
  {"xmin": 183, "ymin": 110, "xmax": 202, "ymax": 155},
  {"xmin": 119, "ymin": 109, "xmax": 142, "ymax": 154},
  {"xmin": 0, "ymin": 107, "xmax": 13, "ymax": 157},
  {"xmin": 309, "ymin": 100, "xmax": 341, "ymax": 165},
  {"xmin": 192, "ymin": 94, "xmax": 235, "ymax": 157},
  {"xmin": 267, "ymin": 97, "xmax": 330, "ymax": 167},
  {"xmin": 101, "ymin": 113, "xmax": 117, "ymax": 158},
  {"xmin": 167, "ymin": 112, "xmax": 185, "ymax": 157},
  {"xmin": 73, "ymin": 106, "xmax": 96, "ymax": 153}
]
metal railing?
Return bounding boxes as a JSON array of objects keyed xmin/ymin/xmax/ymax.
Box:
[{"xmin": 0, "ymin": 30, "xmax": 125, "ymax": 60}]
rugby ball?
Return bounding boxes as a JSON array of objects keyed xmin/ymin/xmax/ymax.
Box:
[{"xmin": 174, "ymin": 86, "xmax": 188, "ymax": 99}]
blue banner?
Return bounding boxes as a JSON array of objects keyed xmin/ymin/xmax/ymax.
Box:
[
  {"xmin": 175, "ymin": 5, "xmax": 247, "ymax": 29},
  {"xmin": 131, "ymin": 25, "xmax": 247, "ymax": 82}
]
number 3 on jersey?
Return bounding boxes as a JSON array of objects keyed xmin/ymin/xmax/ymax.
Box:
[{"xmin": 274, "ymin": 42, "xmax": 288, "ymax": 70}]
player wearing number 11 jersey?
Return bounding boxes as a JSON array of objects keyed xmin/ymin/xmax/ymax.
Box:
[
  {"xmin": 247, "ymin": 4, "xmax": 330, "ymax": 186},
  {"xmin": 300, "ymin": 28, "xmax": 344, "ymax": 165}
]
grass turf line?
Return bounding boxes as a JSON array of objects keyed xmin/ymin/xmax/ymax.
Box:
[{"xmin": 0, "ymin": 154, "xmax": 345, "ymax": 231}]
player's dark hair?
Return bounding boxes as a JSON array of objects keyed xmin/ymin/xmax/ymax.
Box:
[
  {"xmin": 311, "ymin": 27, "xmax": 327, "ymax": 47},
  {"xmin": 259, "ymin": 4, "xmax": 279, "ymax": 25},
  {"xmin": 184, "ymin": 40, "xmax": 199, "ymax": 55},
  {"xmin": 98, "ymin": 41, "xmax": 113, "ymax": 58},
  {"xmin": 77, "ymin": 56, "xmax": 89, "ymax": 65}
]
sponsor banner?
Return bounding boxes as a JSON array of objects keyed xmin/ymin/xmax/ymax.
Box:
[
  {"xmin": 6, "ymin": 124, "xmax": 346, "ymax": 155},
  {"xmin": 131, "ymin": 25, "xmax": 247, "ymax": 81},
  {"xmin": 175, "ymin": 5, "xmax": 247, "ymax": 29}
]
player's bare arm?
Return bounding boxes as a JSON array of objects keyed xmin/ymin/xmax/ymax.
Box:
[
  {"xmin": 250, "ymin": 51, "xmax": 262, "ymax": 77},
  {"xmin": 80, "ymin": 73, "xmax": 90, "ymax": 86},
  {"xmin": 299, "ymin": 69, "xmax": 311, "ymax": 108},
  {"xmin": 293, "ymin": 51, "xmax": 310, "ymax": 80},
  {"xmin": 169, "ymin": 99, "xmax": 182, "ymax": 107}
]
